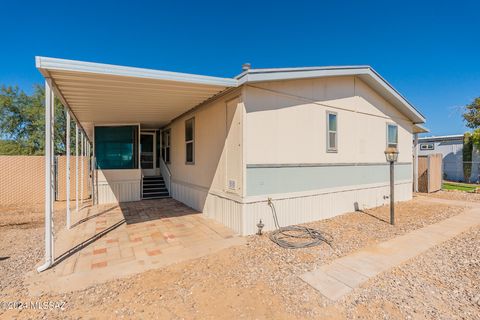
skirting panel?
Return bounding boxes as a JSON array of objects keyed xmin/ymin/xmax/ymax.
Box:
[
  {"xmin": 204, "ymin": 194, "xmax": 244, "ymax": 235},
  {"xmin": 170, "ymin": 181, "xmax": 208, "ymax": 212},
  {"xmin": 242, "ymin": 182, "xmax": 412, "ymax": 235},
  {"xmin": 97, "ymin": 181, "xmax": 141, "ymax": 204},
  {"xmin": 171, "ymin": 181, "xmax": 244, "ymax": 235}
]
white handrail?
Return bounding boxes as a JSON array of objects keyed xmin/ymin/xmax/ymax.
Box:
[{"xmin": 159, "ymin": 157, "xmax": 172, "ymax": 194}]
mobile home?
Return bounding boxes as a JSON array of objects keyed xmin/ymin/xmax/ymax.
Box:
[{"xmin": 37, "ymin": 57, "xmax": 427, "ymax": 236}]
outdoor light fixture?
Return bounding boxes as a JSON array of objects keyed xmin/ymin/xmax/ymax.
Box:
[
  {"xmin": 384, "ymin": 147, "xmax": 399, "ymax": 163},
  {"xmin": 384, "ymin": 147, "xmax": 399, "ymax": 225},
  {"xmin": 256, "ymin": 219, "xmax": 265, "ymax": 235}
]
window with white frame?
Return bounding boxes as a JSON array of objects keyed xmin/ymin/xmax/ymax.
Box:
[
  {"xmin": 161, "ymin": 129, "xmax": 171, "ymax": 163},
  {"xmin": 326, "ymin": 111, "xmax": 338, "ymax": 152},
  {"xmin": 185, "ymin": 118, "xmax": 195, "ymax": 164},
  {"xmin": 420, "ymin": 143, "xmax": 434, "ymax": 150},
  {"xmin": 387, "ymin": 124, "xmax": 398, "ymax": 148}
]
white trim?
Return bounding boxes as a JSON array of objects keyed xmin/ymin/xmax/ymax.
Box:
[
  {"xmin": 66, "ymin": 110, "xmax": 71, "ymax": 229},
  {"xmin": 237, "ymin": 67, "xmax": 425, "ymax": 124},
  {"xmin": 326, "ymin": 111, "xmax": 338, "ymax": 153},
  {"xmin": 386, "ymin": 122, "xmax": 398, "ymax": 148},
  {"xmin": 38, "ymin": 79, "xmax": 54, "ymax": 272},
  {"xmin": 185, "ymin": 117, "xmax": 195, "ymax": 165},
  {"xmin": 36, "ymin": 57, "xmax": 425, "ymax": 125},
  {"xmin": 36, "ymin": 56, "xmax": 237, "ymax": 87}
]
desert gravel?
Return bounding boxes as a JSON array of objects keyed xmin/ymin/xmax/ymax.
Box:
[
  {"xmin": 344, "ymin": 226, "xmax": 480, "ymax": 319},
  {"xmin": 0, "ymin": 194, "xmax": 476, "ymax": 319}
]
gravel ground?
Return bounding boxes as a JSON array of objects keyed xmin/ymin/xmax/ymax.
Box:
[
  {"xmin": 344, "ymin": 226, "xmax": 480, "ymax": 319},
  {"xmin": 0, "ymin": 194, "xmax": 476, "ymax": 319},
  {"xmin": 0, "ymin": 202, "xmax": 68, "ymax": 299},
  {"xmin": 426, "ymin": 189, "xmax": 480, "ymax": 202}
]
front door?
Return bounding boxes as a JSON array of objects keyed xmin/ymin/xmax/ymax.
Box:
[{"xmin": 140, "ymin": 132, "xmax": 156, "ymax": 176}]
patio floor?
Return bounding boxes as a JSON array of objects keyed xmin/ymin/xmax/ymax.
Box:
[{"xmin": 28, "ymin": 198, "xmax": 245, "ymax": 294}]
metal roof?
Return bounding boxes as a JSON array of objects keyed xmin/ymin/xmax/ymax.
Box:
[
  {"xmin": 36, "ymin": 57, "xmax": 237, "ymax": 138},
  {"xmin": 36, "ymin": 57, "xmax": 426, "ymax": 138},
  {"xmin": 418, "ymin": 134, "xmax": 464, "ymax": 142}
]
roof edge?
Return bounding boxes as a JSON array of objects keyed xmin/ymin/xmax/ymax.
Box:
[{"xmin": 35, "ymin": 56, "xmax": 238, "ymax": 88}]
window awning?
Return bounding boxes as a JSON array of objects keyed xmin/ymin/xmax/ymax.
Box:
[{"xmin": 36, "ymin": 57, "xmax": 238, "ymax": 139}]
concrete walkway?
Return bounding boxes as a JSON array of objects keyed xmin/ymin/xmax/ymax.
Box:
[{"xmin": 300, "ymin": 198, "xmax": 480, "ymax": 301}]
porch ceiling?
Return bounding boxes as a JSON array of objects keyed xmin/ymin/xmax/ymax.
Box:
[{"xmin": 36, "ymin": 57, "xmax": 238, "ymax": 138}]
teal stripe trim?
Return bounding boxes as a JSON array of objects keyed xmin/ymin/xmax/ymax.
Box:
[{"xmin": 246, "ymin": 163, "xmax": 412, "ymax": 196}]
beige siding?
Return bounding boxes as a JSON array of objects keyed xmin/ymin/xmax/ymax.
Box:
[
  {"xmin": 96, "ymin": 169, "xmax": 141, "ymax": 204},
  {"xmin": 165, "ymin": 90, "xmax": 244, "ymax": 212},
  {"xmin": 244, "ymin": 76, "xmax": 413, "ymax": 164}
]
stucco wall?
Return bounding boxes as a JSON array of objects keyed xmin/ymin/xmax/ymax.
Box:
[
  {"xmin": 0, "ymin": 155, "xmax": 89, "ymax": 206},
  {"xmin": 57, "ymin": 156, "xmax": 90, "ymax": 201}
]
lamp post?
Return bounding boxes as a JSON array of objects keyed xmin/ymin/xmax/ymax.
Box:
[{"xmin": 385, "ymin": 147, "xmax": 399, "ymax": 225}]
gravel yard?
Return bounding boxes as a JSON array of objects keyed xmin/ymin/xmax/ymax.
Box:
[
  {"xmin": 0, "ymin": 193, "xmax": 477, "ymax": 319},
  {"xmin": 426, "ymin": 189, "xmax": 480, "ymax": 202},
  {"xmin": 0, "ymin": 202, "xmax": 68, "ymax": 298}
]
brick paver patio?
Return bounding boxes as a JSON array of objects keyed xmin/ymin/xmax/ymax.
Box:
[{"xmin": 29, "ymin": 198, "xmax": 244, "ymax": 293}]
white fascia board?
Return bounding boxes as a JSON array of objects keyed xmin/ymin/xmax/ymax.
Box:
[
  {"xmin": 36, "ymin": 56, "xmax": 238, "ymax": 88},
  {"xmin": 364, "ymin": 68, "xmax": 426, "ymax": 124},
  {"xmin": 413, "ymin": 124, "xmax": 430, "ymax": 134},
  {"xmin": 237, "ymin": 67, "xmax": 371, "ymax": 85}
]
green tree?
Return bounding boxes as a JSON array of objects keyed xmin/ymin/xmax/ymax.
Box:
[
  {"xmin": 463, "ymin": 97, "xmax": 480, "ymax": 129},
  {"xmin": 0, "ymin": 84, "xmax": 76, "ymax": 155},
  {"xmin": 463, "ymin": 132, "xmax": 473, "ymax": 182}
]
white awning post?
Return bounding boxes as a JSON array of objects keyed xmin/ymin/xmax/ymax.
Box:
[
  {"xmin": 413, "ymin": 133, "xmax": 419, "ymax": 193},
  {"xmin": 80, "ymin": 132, "xmax": 84, "ymax": 206},
  {"xmin": 38, "ymin": 79, "xmax": 55, "ymax": 272},
  {"xmin": 75, "ymin": 124, "xmax": 79, "ymax": 213},
  {"xmin": 66, "ymin": 110, "xmax": 71, "ymax": 229}
]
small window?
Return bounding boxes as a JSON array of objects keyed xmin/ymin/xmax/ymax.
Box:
[
  {"xmin": 185, "ymin": 118, "xmax": 195, "ymax": 164},
  {"xmin": 420, "ymin": 143, "xmax": 434, "ymax": 150},
  {"xmin": 161, "ymin": 129, "xmax": 171, "ymax": 163},
  {"xmin": 326, "ymin": 112, "xmax": 337, "ymax": 152},
  {"xmin": 387, "ymin": 124, "xmax": 398, "ymax": 148}
]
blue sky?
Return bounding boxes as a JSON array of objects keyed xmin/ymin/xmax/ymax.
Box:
[{"xmin": 1, "ymin": 0, "xmax": 478, "ymax": 136}]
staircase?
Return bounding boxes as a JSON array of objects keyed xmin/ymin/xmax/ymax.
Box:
[{"xmin": 142, "ymin": 176, "xmax": 170, "ymax": 199}]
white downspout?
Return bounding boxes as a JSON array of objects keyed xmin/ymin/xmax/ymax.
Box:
[
  {"xmin": 66, "ymin": 110, "xmax": 71, "ymax": 229},
  {"xmin": 38, "ymin": 79, "xmax": 54, "ymax": 272},
  {"xmin": 75, "ymin": 124, "xmax": 79, "ymax": 213}
]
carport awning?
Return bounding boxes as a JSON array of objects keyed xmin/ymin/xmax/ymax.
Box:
[{"xmin": 36, "ymin": 57, "xmax": 238, "ymax": 138}]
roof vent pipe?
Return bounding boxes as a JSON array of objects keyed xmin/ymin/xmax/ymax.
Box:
[{"xmin": 242, "ymin": 63, "xmax": 251, "ymax": 72}]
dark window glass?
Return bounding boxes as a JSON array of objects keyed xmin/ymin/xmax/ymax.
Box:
[
  {"xmin": 185, "ymin": 118, "xmax": 195, "ymax": 164},
  {"xmin": 156, "ymin": 130, "xmax": 160, "ymax": 167},
  {"xmin": 186, "ymin": 142, "xmax": 193, "ymax": 163},
  {"xmin": 140, "ymin": 134, "xmax": 154, "ymax": 169},
  {"xmin": 95, "ymin": 126, "xmax": 138, "ymax": 169}
]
